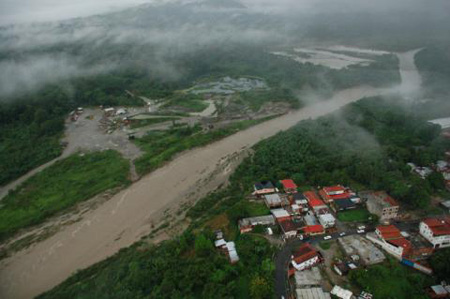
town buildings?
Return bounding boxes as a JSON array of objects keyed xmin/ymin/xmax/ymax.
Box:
[
  {"xmin": 238, "ymin": 215, "xmax": 275, "ymax": 233},
  {"xmin": 280, "ymin": 179, "xmax": 298, "ymax": 193},
  {"xmin": 373, "ymin": 225, "xmax": 411, "ymax": 258},
  {"xmin": 362, "ymin": 191, "xmax": 399, "ymax": 221},
  {"xmin": 264, "ymin": 193, "xmax": 283, "ymax": 208},
  {"xmin": 253, "ymin": 181, "xmax": 277, "ymax": 196},
  {"xmin": 290, "ymin": 243, "xmax": 322, "ymax": 271},
  {"xmin": 294, "ymin": 267, "xmax": 331, "ymax": 299},
  {"xmin": 420, "ymin": 218, "xmax": 450, "ymax": 249}
]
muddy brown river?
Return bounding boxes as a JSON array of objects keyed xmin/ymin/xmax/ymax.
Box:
[{"xmin": 0, "ymin": 50, "xmax": 420, "ymax": 299}]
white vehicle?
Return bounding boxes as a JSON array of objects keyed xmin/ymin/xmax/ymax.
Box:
[
  {"xmin": 298, "ymin": 234, "xmax": 304, "ymax": 240},
  {"xmin": 323, "ymin": 235, "xmax": 332, "ymax": 240},
  {"xmin": 339, "ymin": 232, "xmax": 346, "ymax": 236},
  {"xmin": 357, "ymin": 225, "xmax": 366, "ymax": 230},
  {"xmin": 357, "ymin": 229, "xmax": 365, "ymax": 234}
]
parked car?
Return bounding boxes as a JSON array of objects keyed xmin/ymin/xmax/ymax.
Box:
[
  {"xmin": 298, "ymin": 234, "xmax": 304, "ymax": 240},
  {"xmin": 357, "ymin": 225, "xmax": 366, "ymax": 230},
  {"xmin": 339, "ymin": 232, "xmax": 346, "ymax": 236},
  {"xmin": 323, "ymin": 235, "xmax": 332, "ymax": 240},
  {"xmin": 357, "ymin": 229, "xmax": 365, "ymax": 234}
]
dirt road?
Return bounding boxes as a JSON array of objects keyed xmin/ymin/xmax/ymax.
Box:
[{"xmin": 0, "ymin": 50, "xmax": 419, "ymax": 299}]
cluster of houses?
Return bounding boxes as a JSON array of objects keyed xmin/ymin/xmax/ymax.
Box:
[
  {"xmin": 242, "ymin": 179, "xmax": 365, "ymax": 239},
  {"xmin": 240, "ymin": 178, "xmax": 450, "ymax": 297},
  {"xmin": 363, "ymin": 216, "xmax": 450, "ymax": 275},
  {"xmin": 291, "ymin": 243, "xmax": 374, "ymax": 299},
  {"xmin": 214, "ymin": 230, "xmax": 239, "ymax": 264}
]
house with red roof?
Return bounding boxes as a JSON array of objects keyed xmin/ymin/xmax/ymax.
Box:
[
  {"xmin": 374, "ymin": 225, "xmax": 412, "ymax": 258},
  {"xmin": 303, "ymin": 224, "xmax": 325, "ymax": 236},
  {"xmin": 319, "ymin": 185, "xmax": 353, "ymax": 203},
  {"xmin": 303, "ymin": 191, "xmax": 327, "ymax": 211},
  {"xmin": 420, "ymin": 218, "xmax": 450, "ymax": 249},
  {"xmin": 290, "ymin": 243, "xmax": 322, "ymax": 271},
  {"xmin": 280, "ymin": 179, "xmax": 298, "ymax": 193},
  {"xmin": 278, "ymin": 218, "xmax": 303, "ymax": 239}
]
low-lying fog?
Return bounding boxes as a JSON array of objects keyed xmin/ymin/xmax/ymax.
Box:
[{"xmin": 1, "ymin": 0, "xmax": 449, "ymax": 99}]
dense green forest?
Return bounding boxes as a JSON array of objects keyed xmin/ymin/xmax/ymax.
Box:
[
  {"xmin": 0, "ymin": 46, "xmax": 400, "ymax": 186},
  {"xmin": 39, "ymin": 95, "xmax": 449, "ymax": 297},
  {"xmin": 0, "ymin": 150, "xmax": 130, "ymax": 241},
  {"xmin": 429, "ymin": 248, "xmax": 450, "ymax": 281}
]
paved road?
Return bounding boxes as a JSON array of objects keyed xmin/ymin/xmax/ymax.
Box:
[{"xmin": 274, "ymin": 227, "xmax": 375, "ymax": 299}]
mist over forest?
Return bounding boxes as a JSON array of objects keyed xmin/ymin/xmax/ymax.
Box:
[{"xmin": 1, "ymin": 0, "xmax": 450, "ymax": 99}]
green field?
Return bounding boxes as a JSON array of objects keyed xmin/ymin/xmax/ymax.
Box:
[
  {"xmin": 337, "ymin": 209, "xmax": 372, "ymax": 222},
  {"xmin": 0, "ymin": 150, "xmax": 130, "ymax": 241},
  {"xmin": 133, "ymin": 117, "xmax": 276, "ymax": 176},
  {"xmin": 319, "ymin": 241, "xmax": 332, "ymax": 250},
  {"xmin": 129, "ymin": 117, "xmax": 180, "ymax": 129}
]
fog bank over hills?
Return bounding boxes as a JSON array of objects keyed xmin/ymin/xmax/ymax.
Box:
[{"xmin": 1, "ymin": 0, "xmax": 449, "ymax": 98}]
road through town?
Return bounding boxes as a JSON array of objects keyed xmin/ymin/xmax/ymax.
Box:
[{"xmin": 0, "ymin": 50, "xmax": 419, "ymax": 299}]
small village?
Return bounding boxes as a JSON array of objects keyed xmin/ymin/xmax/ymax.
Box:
[{"xmin": 212, "ymin": 177, "xmax": 450, "ymax": 299}]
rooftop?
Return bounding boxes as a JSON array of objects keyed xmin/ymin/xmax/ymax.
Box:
[
  {"xmin": 376, "ymin": 225, "xmax": 402, "ymax": 239},
  {"xmin": 254, "ymin": 180, "xmax": 275, "ymax": 190},
  {"xmin": 238, "ymin": 215, "xmax": 275, "ymax": 227},
  {"xmin": 387, "ymin": 238, "xmax": 411, "ymax": 252},
  {"xmin": 271, "ymin": 208, "xmax": 290, "ymax": 219},
  {"xmin": 372, "ymin": 191, "xmax": 399, "ymax": 207},
  {"xmin": 303, "ymin": 225, "xmax": 324, "ymax": 234},
  {"xmin": 281, "ymin": 179, "xmax": 297, "ymax": 190},
  {"xmin": 296, "ymin": 287, "xmax": 331, "ymax": 299},
  {"xmin": 292, "ymin": 243, "xmax": 320, "ymax": 264},
  {"xmin": 295, "ymin": 267, "xmax": 322, "ymax": 287},
  {"xmin": 304, "ymin": 213, "xmax": 318, "ymax": 226},
  {"xmin": 279, "ymin": 219, "xmax": 303, "ymax": 232},
  {"xmin": 319, "ymin": 213, "xmax": 336, "ymax": 223},
  {"xmin": 304, "ymin": 191, "xmax": 326, "ymax": 208},
  {"xmin": 293, "ymin": 193, "xmax": 307, "ymax": 201},
  {"xmin": 264, "ymin": 193, "xmax": 282, "ymax": 205},
  {"xmin": 333, "ymin": 198, "xmax": 357, "ymax": 209},
  {"xmin": 331, "ymin": 285, "xmax": 353, "ymax": 299},
  {"xmin": 423, "ymin": 218, "xmax": 450, "ymax": 236},
  {"xmin": 323, "ymin": 185, "xmax": 346, "ymax": 194}
]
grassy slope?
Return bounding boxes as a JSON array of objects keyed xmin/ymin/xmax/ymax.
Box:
[
  {"xmin": 337, "ymin": 209, "xmax": 373, "ymax": 222},
  {"xmin": 0, "ymin": 150, "xmax": 130, "ymax": 241}
]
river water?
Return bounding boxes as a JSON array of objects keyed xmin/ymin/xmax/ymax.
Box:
[{"xmin": 0, "ymin": 50, "xmax": 421, "ymax": 299}]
